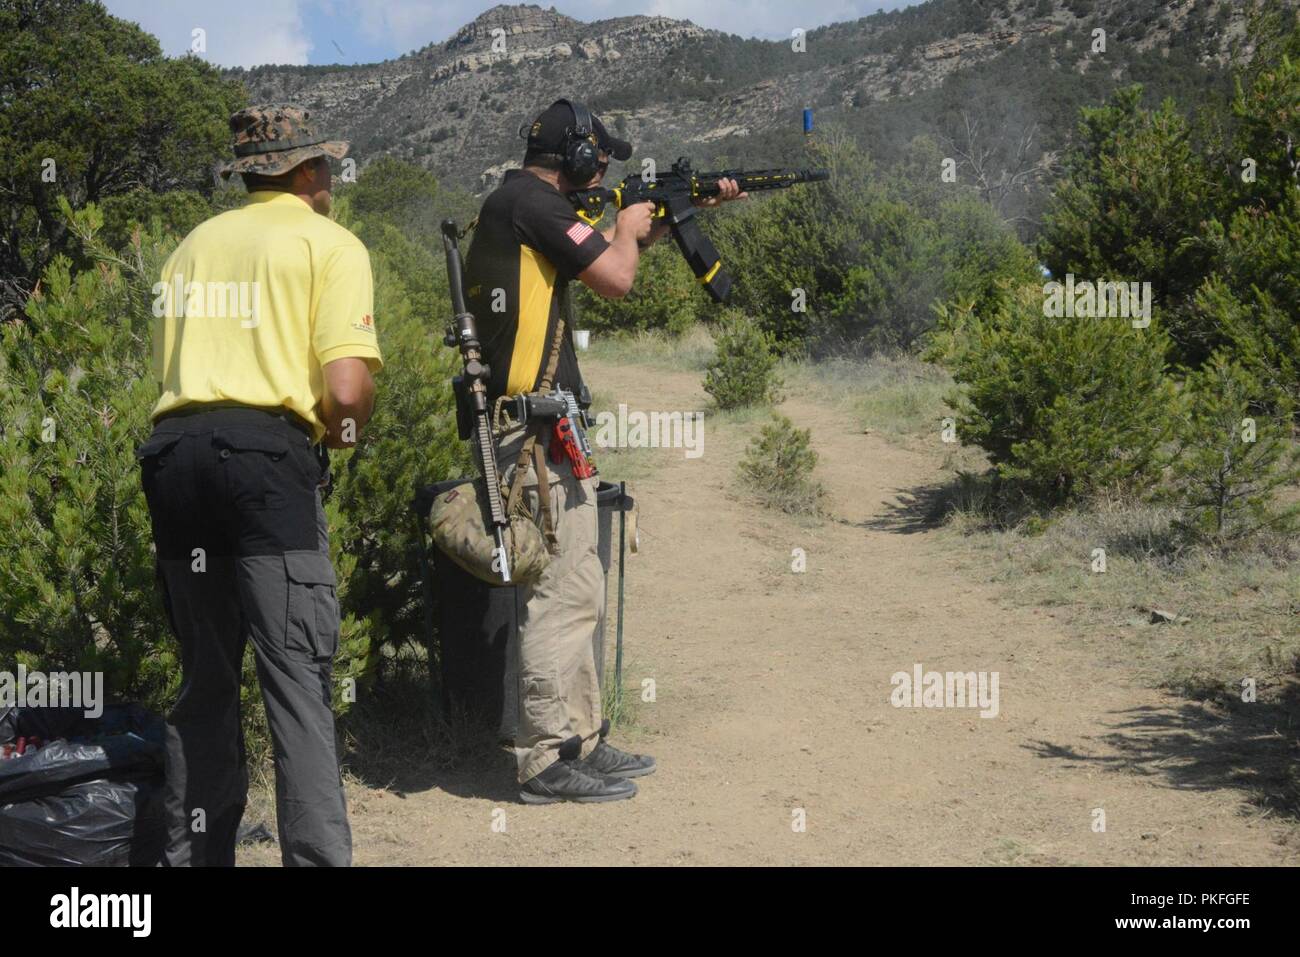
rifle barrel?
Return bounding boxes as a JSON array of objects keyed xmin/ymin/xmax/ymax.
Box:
[
  {"xmin": 694, "ymin": 168, "xmax": 830, "ymax": 197},
  {"xmin": 567, "ymin": 165, "xmax": 829, "ymax": 235}
]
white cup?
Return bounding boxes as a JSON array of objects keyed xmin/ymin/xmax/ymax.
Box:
[{"xmin": 574, "ymin": 330, "xmax": 591, "ymax": 351}]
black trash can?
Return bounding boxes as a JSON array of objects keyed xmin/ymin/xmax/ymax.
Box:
[{"xmin": 415, "ymin": 479, "xmax": 633, "ymax": 741}]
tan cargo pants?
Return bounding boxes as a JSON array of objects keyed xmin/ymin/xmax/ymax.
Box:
[{"xmin": 496, "ymin": 425, "xmax": 605, "ymax": 784}]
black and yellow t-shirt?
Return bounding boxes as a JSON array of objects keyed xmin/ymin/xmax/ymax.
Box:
[{"xmin": 464, "ymin": 169, "xmax": 609, "ymax": 400}]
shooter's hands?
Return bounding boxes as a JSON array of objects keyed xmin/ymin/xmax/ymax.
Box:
[
  {"xmin": 616, "ymin": 200, "xmax": 656, "ymax": 242},
  {"xmin": 583, "ymin": 201, "xmax": 657, "ymax": 297},
  {"xmin": 693, "ymin": 177, "xmax": 749, "ymax": 208}
]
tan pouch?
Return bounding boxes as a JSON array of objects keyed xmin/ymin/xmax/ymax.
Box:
[{"xmin": 427, "ymin": 478, "xmax": 550, "ymax": 587}]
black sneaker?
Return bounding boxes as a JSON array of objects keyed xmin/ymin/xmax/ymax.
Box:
[
  {"xmin": 519, "ymin": 758, "xmax": 638, "ymax": 804},
  {"xmin": 579, "ymin": 740, "xmax": 656, "ymax": 779}
]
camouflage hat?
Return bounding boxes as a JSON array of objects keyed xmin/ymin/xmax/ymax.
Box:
[
  {"xmin": 217, "ymin": 104, "xmax": 349, "ymax": 180},
  {"xmin": 427, "ymin": 480, "xmax": 550, "ymax": 587}
]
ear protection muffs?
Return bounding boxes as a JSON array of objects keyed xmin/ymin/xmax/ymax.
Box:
[{"xmin": 555, "ymin": 98, "xmax": 600, "ymax": 182}]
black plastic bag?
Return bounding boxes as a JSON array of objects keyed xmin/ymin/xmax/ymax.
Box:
[{"xmin": 0, "ymin": 704, "xmax": 167, "ymax": 866}]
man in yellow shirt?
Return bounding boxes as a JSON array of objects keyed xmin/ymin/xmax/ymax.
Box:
[{"xmin": 137, "ymin": 105, "xmax": 381, "ymax": 866}]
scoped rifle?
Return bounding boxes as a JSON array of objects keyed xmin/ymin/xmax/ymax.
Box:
[
  {"xmin": 568, "ymin": 158, "xmax": 829, "ymax": 302},
  {"xmin": 440, "ymin": 219, "xmax": 512, "ymax": 584}
]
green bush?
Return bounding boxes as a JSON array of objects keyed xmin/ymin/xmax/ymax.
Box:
[
  {"xmin": 703, "ymin": 311, "xmax": 783, "ymax": 410},
  {"xmin": 706, "ymin": 134, "xmax": 1035, "ymax": 355},
  {"xmin": 738, "ymin": 414, "xmax": 824, "ymax": 515},
  {"xmin": 0, "ymin": 0, "xmax": 243, "ymax": 316},
  {"xmin": 339, "ymin": 157, "xmax": 443, "ymax": 250},
  {"xmin": 327, "ymin": 199, "xmax": 470, "ymax": 672},
  {"xmin": 928, "ymin": 281, "xmax": 1177, "ymax": 504},
  {"xmin": 98, "ymin": 189, "xmax": 235, "ymax": 255},
  {"xmin": 1165, "ymin": 355, "xmax": 1299, "ymax": 543},
  {"xmin": 707, "ymin": 137, "xmax": 918, "ymax": 350}
]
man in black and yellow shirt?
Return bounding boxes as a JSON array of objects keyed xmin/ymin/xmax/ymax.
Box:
[
  {"xmin": 466, "ymin": 167, "xmax": 600, "ymax": 402},
  {"xmin": 464, "ymin": 99, "xmax": 745, "ymax": 804}
]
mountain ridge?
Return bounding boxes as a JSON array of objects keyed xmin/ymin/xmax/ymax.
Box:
[{"xmin": 230, "ymin": 0, "xmax": 1285, "ymax": 196}]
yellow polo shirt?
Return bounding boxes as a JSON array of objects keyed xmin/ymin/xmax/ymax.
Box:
[{"xmin": 150, "ymin": 190, "xmax": 382, "ymax": 441}]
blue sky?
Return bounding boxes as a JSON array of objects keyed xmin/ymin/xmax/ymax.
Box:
[{"xmin": 103, "ymin": 0, "xmax": 923, "ymax": 68}]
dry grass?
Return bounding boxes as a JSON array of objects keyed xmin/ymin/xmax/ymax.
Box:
[
  {"xmin": 941, "ymin": 484, "xmax": 1300, "ymax": 706},
  {"xmin": 583, "ymin": 324, "xmax": 716, "ymax": 372},
  {"xmin": 784, "ymin": 353, "xmax": 956, "ymax": 444}
]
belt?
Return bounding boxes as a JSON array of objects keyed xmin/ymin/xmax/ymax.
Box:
[{"xmin": 156, "ymin": 402, "xmax": 315, "ymax": 441}]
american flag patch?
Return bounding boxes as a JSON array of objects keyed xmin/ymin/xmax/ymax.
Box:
[{"xmin": 565, "ymin": 221, "xmax": 594, "ymax": 245}]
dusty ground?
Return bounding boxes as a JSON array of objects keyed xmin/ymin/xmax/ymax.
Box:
[{"xmin": 241, "ymin": 357, "xmax": 1300, "ymax": 866}]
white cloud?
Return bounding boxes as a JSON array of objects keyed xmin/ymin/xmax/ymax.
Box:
[
  {"xmin": 104, "ymin": 0, "xmax": 313, "ymax": 67},
  {"xmin": 320, "ymin": 0, "xmax": 462, "ymax": 54}
]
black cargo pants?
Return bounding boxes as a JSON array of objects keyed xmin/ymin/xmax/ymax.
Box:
[{"xmin": 137, "ymin": 407, "xmax": 350, "ymax": 867}]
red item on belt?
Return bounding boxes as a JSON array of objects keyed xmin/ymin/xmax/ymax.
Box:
[{"xmin": 551, "ymin": 417, "xmax": 595, "ymax": 479}]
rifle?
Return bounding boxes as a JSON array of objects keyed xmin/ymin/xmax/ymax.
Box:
[
  {"xmin": 568, "ymin": 157, "xmax": 829, "ymax": 302},
  {"xmin": 440, "ymin": 219, "xmax": 512, "ymax": 584}
]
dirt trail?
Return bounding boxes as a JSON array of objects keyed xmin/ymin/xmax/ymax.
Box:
[{"xmin": 245, "ymin": 358, "xmax": 1297, "ymax": 865}]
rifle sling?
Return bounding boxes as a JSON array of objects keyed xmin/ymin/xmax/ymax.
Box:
[{"xmin": 505, "ymin": 291, "xmax": 567, "ymax": 555}]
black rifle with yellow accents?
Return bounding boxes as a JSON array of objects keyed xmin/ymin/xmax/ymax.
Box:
[{"xmin": 568, "ymin": 157, "xmax": 829, "ymax": 302}]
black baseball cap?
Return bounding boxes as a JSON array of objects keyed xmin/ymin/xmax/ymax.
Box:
[{"xmin": 522, "ymin": 99, "xmax": 633, "ymax": 161}]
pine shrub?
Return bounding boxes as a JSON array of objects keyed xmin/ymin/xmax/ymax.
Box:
[
  {"xmin": 703, "ymin": 311, "xmax": 783, "ymax": 410},
  {"xmin": 738, "ymin": 414, "xmax": 824, "ymax": 515}
]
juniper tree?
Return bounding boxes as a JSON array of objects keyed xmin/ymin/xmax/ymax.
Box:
[{"xmin": 928, "ymin": 282, "xmax": 1176, "ymax": 504}]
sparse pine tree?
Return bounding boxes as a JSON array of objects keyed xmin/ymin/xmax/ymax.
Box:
[
  {"xmin": 1166, "ymin": 355, "xmax": 1299, "ymax": 543},
  {"xmin": 1189, "ymin": 20, "xmax": 1300, "ymax": 411},
  {"xmin": 1038, "ymin": 87, "xmax": 1220, "ymax": 366},
  {"xmin": 738, "ymin": 414, "xmax": 824, "ymax": 515}
]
